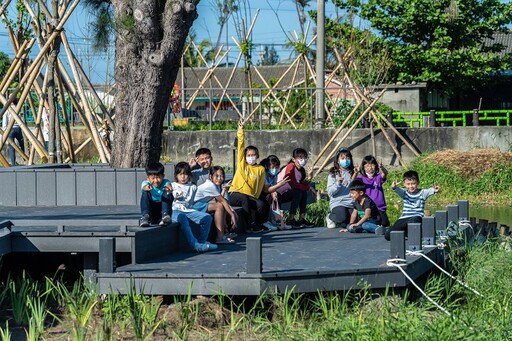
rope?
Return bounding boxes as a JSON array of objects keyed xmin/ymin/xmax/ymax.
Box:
[
  {"xmin": 406, "ymin": 250, "xmax": 483, "ymax": 297},
  {"xmin": 386, "ymin": 257, "xmax": 451, "ymax": 316}
]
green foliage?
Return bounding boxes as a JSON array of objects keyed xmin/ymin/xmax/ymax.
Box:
[
  {"xmin": 183, "ymin": 31, "xmax": 214, "ymax": 67},
  {"xmin": 333, "ymin": 0, "xmax": 512, "ymax": 94},
  {"xmin": 329, "ymin": 99, "xmax": 364, "ymax": 128},
  {"xmin": 85, "ymin": 1, "xmax": 114, "ymax": 52},
  {"xmin": 116, "ymin": 13, "xmax": 136, "ymax": 34},
  {"xmin": 0, "ymin": 52, "xmax": 11, "ymax": 79}
]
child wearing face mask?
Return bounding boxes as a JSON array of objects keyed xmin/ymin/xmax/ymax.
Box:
[
  {"xmin": 326, "ymin": 148, "xmax": 356, "ymax": 229},
  {"xmin": 228, "ymin": 119, "xmax": 268, "ymax": 233},
  {"xmin": 355, "ymin": 155, "xmax": 390, "ymax": 227},
  {"xmin": 276, "ymin": 148, "xmax": 315, "ymax": 228},
  {"xmin": 259, "ymin": 155, "xmax": 291, "ymax": 230}
]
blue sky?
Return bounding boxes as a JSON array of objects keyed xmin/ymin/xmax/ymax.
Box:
[{"xmin": 0, "ymin": 1, "xmax": 342, "ymax": 84}]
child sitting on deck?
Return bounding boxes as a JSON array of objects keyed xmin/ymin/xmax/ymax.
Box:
[
  {"xmin": 190, "ymin": 147, "xmax": 213, "ymax": 186},
  {"xmin": 326, "ymin": 148, "xmax": 356, "ymax": 229},
  {"xmin": 194, "ymin": 166, "xmax": 238, "ymax": 244},
  {"xmin": 341, "ymin": 179, "xmax": 384, "ymax": 234},
  {"xmin": 171, "ymin": 162, "xmax": 217, "ymax": 252},
  {"xmin": 228, "ymin": 119, "xmax": 268, "ymax": 233},
  {"xmin": 276, "ymin": 148, "xmax": 315, "ymax": 228},
  {"xmin": 384, "ymin": 170, "xmax": 439, "ymax": 241},
  {"xmin": 259, "ymin": 155, "xmax": 291, "ymax": 230},
  {"xmin": 355, "ymin": 155, "xmax": 390, "ymax": 227},
  {"xmin": 139, "ymin": 162, "xmax": 173, "ymax": 227}
]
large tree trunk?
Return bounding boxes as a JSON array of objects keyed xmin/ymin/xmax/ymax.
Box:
[{"xmin": 111, "ymin": 0, "xmax": 198, "ymax": 168}]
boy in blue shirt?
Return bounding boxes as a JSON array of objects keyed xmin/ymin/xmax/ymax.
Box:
[
  {"xmin": 384, "ymin": 170, "xmax": 439, "ymax": 240},
  {"xmin": 139, "ymin": 162, "xmax": 173, "ymax": 227}
]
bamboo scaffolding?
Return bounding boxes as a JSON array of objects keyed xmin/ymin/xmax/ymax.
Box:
[
  {"xmin": 312, "ymin": 88, "xmax": 387, "ymax": 178},
  {"xmin": 60, "ymin": 31, "xmax": 109, "ymax": 162}
]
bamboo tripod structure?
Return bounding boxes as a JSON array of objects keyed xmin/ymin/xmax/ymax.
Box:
[
  {"xmin": 310, "ymin": 49, "xmax": 421, "ymax": 178},
  {"xmin": 0, "ymin": 0, "xmax": 112, "ymax": 167}
]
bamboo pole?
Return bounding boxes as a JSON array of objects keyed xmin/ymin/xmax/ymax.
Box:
[
  {"xmin": 312, "ymin": 102, "xmax": 376, "ymax": 178},
  {"xmin": 0, "ymin": 39, "xmax": 35, "ymax": 93},
  {"xmin": 70, "ymin": 45, "xmax": 115, "ymax": 128},
  {"xmin": 0, "ymin": 0, "xmax": 12, "ymax": 17},
  {"xmin": 28, "ymin": 68, "xmax": 50, "ymax": 164},
  {"xmin": 348, "ymin": 73, "xmax": 421, "ymax": 158},
  {"xmin": 56, "ymin": 58, "xmax": 97, "ymax": 154},
  {"xmin": 309, "ymin": 93, "xmax": 379, "ymax": 169},
  {"xmin": 56, "ymin": 69, "xmax": 75, "ymax": 162},
  {"xmin": 60, "ymin": 31, "xmax": 109, "ymax": 162},
  {"xmin": 250, "ymin": 66, "xmax": 297, "ymax": 128},
  {"xmin": 277, "ymin": 57, "xmax": 301, "ymax": 126},
  {"xmin": 0, "ymin": 57, "xmax": 48, "ymax": 159},
  {"xmin": 0, "ymin": 0, "xmax": 80, "ymax": 121}
]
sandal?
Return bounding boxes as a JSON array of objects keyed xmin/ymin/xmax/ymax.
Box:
[
  {"xmin": 226, "ymin": 232, "xmax": 238, "ymax": 238},
  {"xmin": 216, "ymin": 236, "xmax": 236, "ymax": 244}
]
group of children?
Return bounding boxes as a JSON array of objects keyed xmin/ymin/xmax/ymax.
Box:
[
  {"xmin": 138, "ymin": 120, "xmax": 439, "ymax": 252},
  {"xmin": 326, "ymin": 148, "xmax": 439, "ymax": 239},
  {"xmin": 138, "ymin": 119, "xmax": 317, "ymax": 252}
]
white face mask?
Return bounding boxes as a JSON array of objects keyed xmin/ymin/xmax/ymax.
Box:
[
  {"xmin": 246, "ymin": 156, "xmax": 257, "ymax": 165},
  {"xmin": 298, "ymin": 159, "xmax": 307, "ymax": 167}
]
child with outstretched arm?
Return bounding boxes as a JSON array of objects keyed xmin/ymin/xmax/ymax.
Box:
[{"xmin": 384, "ymin": 170, "xmax": 439, "ymax": 241}]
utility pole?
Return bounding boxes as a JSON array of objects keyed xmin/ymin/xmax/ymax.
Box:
[{"xmin": 315, "ymin": 0, "xmax": 325, "ymax": 128}]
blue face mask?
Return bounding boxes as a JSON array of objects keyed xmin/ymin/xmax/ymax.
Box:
[
  {"xmin": 268, "ymin": 168, "xmax": 279, "ymax": 176},
  {"xmin": 339, "ymin": 159, "xmax": 351, "ymax": 169}
]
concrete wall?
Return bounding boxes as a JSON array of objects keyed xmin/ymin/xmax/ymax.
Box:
[
  {"xmin": 3, "ymin": 126, "xmax": 510, "ymax": 168},
  {"xmin": 373, "ymin": 84, "xmax": 426, "ymax": 112},
  {"xmin": 162, "ymin": 127, "xmax": 512, "ymax": 167}
]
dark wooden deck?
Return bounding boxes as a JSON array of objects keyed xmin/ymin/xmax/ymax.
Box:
[{"xmin": 0, "ymin": 205, "xmax": 443, "ymax": 296}]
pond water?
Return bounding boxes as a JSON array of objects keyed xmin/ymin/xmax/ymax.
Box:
[
  {"xmin": 468, "ymin": 206, "xmax": 512, "ymax": 227},
  {"xmin": 433, "ymin": 205, "xmax": 511, "ymax": 227}
]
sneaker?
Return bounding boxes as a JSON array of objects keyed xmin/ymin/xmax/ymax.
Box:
[
  {"xmin": 262, "ymin": 222, "xmax": 279, "ymax": 231},
  {"xmin": 248, "ymin": 224, "xmax": 264, "ymax": 233},
  {"xmin": 194, "ymin": 242, "xmax": 218, "ymax": 252},
  {"xmin": 286, "ymin": 218, "xmax": 300, "ymax": 229},
  {"xmin": 375, "ymin": 225, "xmax": 385, "ymax": 235},
  {"xmin": 226, "ymin": 232, "xmax": 238, "ymax": 238},
  {"xmin": 159, "ymin": 212, "xmax": 171, "ymax": 226},
  {"xmin": 326, "ymin": 214, "xmax": 336, "ymax": 229},
  {"xmin": 139, "ymin": 214, "xmax": 151, "ymax": 227},
  {"xmin": 297, "ymin": 218, "xmax": 315, "ymax": 228},
  {"xmin": 205, "ymin": 241, "xmax": 218, "ymax": 250}
]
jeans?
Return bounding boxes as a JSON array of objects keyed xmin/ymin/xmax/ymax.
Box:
[
  {"xmin": 347, "ymin": 218, "xmax": 380, "ymax": 233},
  {"xmin": 172, "ymin": 210, "xmax": 212, "ymax": 248},
  {"xmin": 8, "ymin": 126, "xmax": 24, "ymax": 166},
  {"xmin": 140, "ymin": 191, "xmax": 172, "ymax": 223}
]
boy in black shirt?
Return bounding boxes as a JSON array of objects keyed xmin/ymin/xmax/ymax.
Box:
[{"xmin": 340, "ymin": 179, "xmax": 384, "ymax": 235}]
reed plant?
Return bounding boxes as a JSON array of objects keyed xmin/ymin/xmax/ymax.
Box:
[
  {"xmin": 48, "ymin": 278, "xmax": 98, "ymax": 341},
  {"xmin": 8, "ymin": 272, "xmax": 36, "ymax": 326},
  {"xmin": 125, "ymin": 279, "xmax": 164, "ymax": 340},
  {"xmin": 0, "ymin": 321, "xmax": 11, "ymax": 341},
  {"xmin": 25, "ymin": 295, "xmax": 48, "ymax": 341},
  {"xmin": 172, "ymin": 283, "xmax": 201, "ymax": 340}
]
